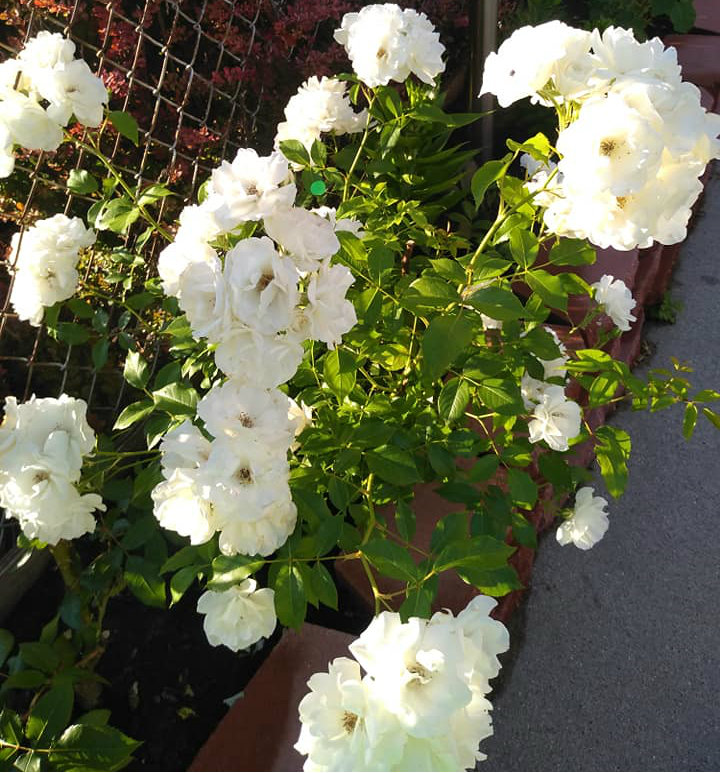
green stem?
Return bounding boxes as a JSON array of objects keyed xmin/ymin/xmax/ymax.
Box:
[
  {"xmin": 50, "ymin": 541, "xmax": 79, "ymax": 590},
  {"xmin": 342, "ymin": 95, "xmax": 375, "ymax": 202}
]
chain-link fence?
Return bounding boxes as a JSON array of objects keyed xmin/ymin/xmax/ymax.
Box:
[{"xmin": 0, "ymin": 0, "xmax": 271, "ymax": 553}]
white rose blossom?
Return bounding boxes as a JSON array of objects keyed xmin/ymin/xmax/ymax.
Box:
[
  {"xmin": 196, "ymin": 579, "xmax": 277, "ymax": 651},
  {"xmin": 151, "ymin": 467, "xmax": 217, "ymax": 546},
  {"xmin": 275, "ymin": 76, "xmax": 367, "ymax": 154},
  {"xmin": 528, "ymin": 385, "xmax": 582, "ymax": 452},
  {"xmin": 296, "ymin": 597, "xmax": 509, "ymax": 771},
  {"xmin": 591, "ymin": 274, "xmax": 637, "ymax": 331},
  {"xmin": 334, "ymin": 4, "xmax": 445, "ymax": 89},
  {"xmin": 8, "ymin": 214, "xmax": 96, "ymax": 326},
  {"xmin": 263, "ymin": 207, "xmax": 341, "ymax": 273},
  {"xmin": 556, "ymin": 486, "xmax": 610, "ymax": 549},
  {"xmin": 304, "ymin": 261, "xmax": 357, "ymax": 350},
  {"xmin": 0, "ymin": 395, "xmax": 103, "ymax": 545}
]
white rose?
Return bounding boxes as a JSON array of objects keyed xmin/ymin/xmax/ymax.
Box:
[
  {"xmin": 591, "ymin": 274, "xmax": 637, "ymax": 331},
  {"xmin": 213, "ymin": 327, "xmax": 305, "ymax": 388},
  {"xmin": 224, "ymin": 236, "xmax": 300, "ymax": 335},
  {"xmin": 196, "ymin": 579, "xmax": 276, "ymax": 651},
  {"xmin": 157, "ymin": 239, "xmax": 219, "ymax": 298},
  {"xmin": 295, "ymin": 657, "xmax": 407, "ymax": 771},
  {"xmin": 159, "ymin": 420, "xmax": 211, "ymax": 475},
  {"xmin": 2, "ymin": 91, "xmax": 63, "ymax": 151},
  {"xmin": 263, "ymin": 207, "xmax": 340, "ymax": 273},
  {"xmin": 216, "ymin": 491, "xmax": 297, "ymax": 557},
  {"xmin": 151, "ymin": 467, "xmax": 217, "ymax": 545},
  {"xmin": 204, "ymin": 149, "xmax": 296, "ymax": 232},
  {"xmin": 305, "ymin": 262, "xmax": 357, "ymax": 349},
  {"xmin": 18, "ymin": 31, "xmax": 76, "ymax": 71},
  {"xmin": 35, "ymin": 59, "xmax": 107, "ymax": 128},
  {"xmin": 197, "ymin": 380, "xmax": 294, "ymax": 448},
  {"xmin": 176, "ymin": 257, "xmax": 230, "ymax": 342},
  {"xmin": 556, "ymin": 486, "xmax": 609, "ymax": 549},
  {"xmin": 334, "ymin": 5, "xmax": 445, "ymax": 88},
  {"xmin": 528, "ymin": 385, "xmax": 582, "ymax": 452}
]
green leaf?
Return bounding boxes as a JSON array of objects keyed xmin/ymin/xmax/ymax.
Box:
[
  {"xmin": 438, "ymin": 378, "xmax": 471, "ymax": 422},
  {"xmin": 119, "ymin": 515, "xmax": 157, "ymax": 550},
  {"xmin": 456, "ymin": 564, "xmax": 523, "ymax": 596},
  {"xmin": 160, "ymin": 546, "xmax": 201, "ymax": 574},
  {"xmin": 594, "ymin": 425, "xmax": 631, "ymax": 498},
  {"xmin": 466, "ymin": 286, "xmax": 525, "ymax": 321},
  {"xmin": 526, "ymin": 269, "xmax": 568, "ymax": 311},
  {"xmin": 113, "ymin": 399, "xmax": 154, "ymax": 430},
  {"xmin": 511, "ymin": 510, "xmax": 537, "ymax": 548},
  {"xmin": 508, "ymin": 229, "xmax": 538, "ymax": 269},
  {"xmin": 123, "ymin": 350, "xmax": 151, "ymax": 389},
  {"xmin": 310, "ymin": 139, "xmax": 327, "ymax": 167},
  {"xmin": 95, "ymin": 197, "xmax": 140, "ymax": 233},
  {"xmin": 395, "ymin": 499, "xmax": 416, "ymax": 542},
  {"xmin": 49, "ymin": 724, "xmax": 141, "ymax": 771},
  {"xmin": 401, "ymin": 277, "xmax": 457, "ymax": 312},
  {"xmin": 467, "ymin": 455, "xmax": 500, "ymax": 482},
  {"xmin": 170, "ymin": 566, "xmax": 197, "ymax": 605},
  {"xmin": 682, "ymin": 403, "xmax": 698, "ymax": 440},
  {"xmin": 0, "ymin": 708, "xmax": 22, "ymax": 753},
  {"xmin": 362, "ymin": 539, "xmax": 418, "ymax": 582},
  {"xmin": 0, "ymin": 630, "xmax": 14, "ymax": 668},
  {"xmin": 471, "ymin": 157, "xmax": 510, "ymax": 208},
  {"xmin": 92, "ymin": 338, "xmax": 109, "ymax": 371},
  {"xmin": 152, "ymin": 383, "xmax": 198, "ymax": 417},
  {"xmin": 26, "ymin": 683, "xmax": 74, "ymax": 745},
  {"xmin": 208, "ymin": 555, "xmax": 264, "ymax": 591},
  {"xmin": 56, "ymin": 322, "xmax": 90, "ymax": 345},
  {"xmin": 669, "ymin": 1, "xmax": 695, "ymax": 32},
  {"xmin": 2, "ymin": 669, "xmax": 46, "ymax": 689},
  {"xmin": 19, "ymin": 641, "xmax": 59, "ymax": 673},
  {"xmin": 399, "ymin": 583, "xmax": 435, "ymax": 621},
  {"xmin": 507, "ymin": 468, "xmax": 538, "ymax": 509},
  {"xmin": 310, "ymin": 563, "xmax": 338, "ymax": 610},
  {"xmin": 137, "ymin": 184, "xmax": 173, "ymax": 207},
  {"xmin": 411, "ymin": 103, "xmax": 480, "ymax": 127},
  {"xmin": 124, "ymin": 556, "xmax": 166, "ymax": 608},
  {"xmin": 274, "ymin": 564, "xmax": 306, "ymax": 629},
  {"xmin": 327, "ymin": 477, "xmax": 351, "ymax": 511},
  {"xmin": 109, "ymin": 110, "xmax": 139, "ymax": 145},
  {"xmin": 433, "ymin": 536, "xmax": 514, "ymax": 573},
  {"xmin": 427, "ymin": 445, "xmax": 455, "ymax": 479},
  {"xmin": 366, "ymin": 445, "xmax": 422, "ymax": 486},
  {"xmin": 76, "ymin": 710, "xmax": 111, "ymax": 727},
  {"xmin": 702, "ymin": 406, "xmax": 720, "ymax": 430},
  {"xmin": 547, "ymin": 239, "xmax": 597, "ymax": 266},
  {"xmin": 67, "ymin": 169, "xmax": 99, "ymax": 195},
  {"xmin": 476, "ymin": 378, "xmax": 524, "ymax": 414},
  {"xmin": 323, "ymin": 349, "xmax": 356, "ymax": 402},
  {"xmin": 278, "ymin": 139, "xmax": 310, "ymax": 166},
  {"xmin": 421, "ymin": 313, "xmax": 475, "ymax": 381}
]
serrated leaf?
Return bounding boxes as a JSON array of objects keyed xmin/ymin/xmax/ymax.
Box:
[
  {"xmin": 170, "ymin": 566, "xmax": 197, "ymax": 605},
  {"xmin": 152, "ymin": 383, "xmax": 198, "ymax": 416},
  {"xmin": 438, "ymin": 378, "xmax": 471, "ymax": 422},
  {"xmin": 323, "ymin": 349, "xmax": 356, "ymax": 402},
  {"xmin": 526, "ymin": 269, "xmax": 568, "ymax": 311},
  {"xmin": 471, "ymin": 157, "xmax": 510, "ymax": 208},
  {"xmin": 476, "ymin": 378, "xmax": 524, "ymax": 414},
  {"xmin": 466, "ymin": 285, "xmax": 525, "ymax": 321},
  {"xmin": 26, "ymin": 683, "xmax": 74, "ymax": 745},
  {"xmin": 702, "ymin": 407, "xmax": 720, "ymax": 430},
  {"xmin": 113, "ymin": 400, "xmax": 153, "ymax": 430},
  {"xmin": 124, "ymin": 556, "xmax": 166, "ymax": 608},
  {"xmin": 362, "ymin": 539, "xmax": 418, "ymax": 582},
  {"xmin": 123, "ymin": 350, "xmax": 150, "ymax": 389},
  {"xmin": 49, "ymin": 724, "xmax": 141, "ymax": 771},
  {"xmin": 278, "ymin": 139, "xmax": 310, "ymax": 166},
  {"xmin": 594, "ymin": 425, "xmax": 631, "ymax": 498},
  {"xmin": 507, "ymin": 468, "xmax": 538, "ymax": 509},
  {"xmin": 421, "ymin": 313, "xmax": 475, "ymax": 381},
  {"xmin": 366, "ymin": 445, "xmax": 421, "ymax": 486},
  {"xmin": 208, "ymin": 555, "xmax": 264, "ymax": 591},
  {"xmin": 547, "ymin": 239, "xmax": 597, "ymax": 266},
  {"xmin": 109, "ymin": 110, "xmax": 139, "ymax": 145},
  {"xmin": 274, "ymin": 564, "xmax": 306, "ymax": 629},
  {"xmin": 311, "ymin": 563, "xmax": 338, "ymax": 610},
  {"xmin": 433, "ymin": 536, "xmax": 514, "ymax": 573},
  {"xmin": 67, "ymin": 169, "xmax": 99, "ymax": 194}
]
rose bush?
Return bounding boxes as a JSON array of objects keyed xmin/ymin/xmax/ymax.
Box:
[{"xmin": 0, "ymin": 8, "xmax": 719, "ymax": 771}]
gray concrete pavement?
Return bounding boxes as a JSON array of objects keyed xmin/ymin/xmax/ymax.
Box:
[{"xmin": 485, "ymin": 163, "xmax": 720, "ymax": 771}]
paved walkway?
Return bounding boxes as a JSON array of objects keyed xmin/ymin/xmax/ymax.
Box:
[{"xmin": 485, "ymin": 164, "xmax": 720, "ymax": 771}]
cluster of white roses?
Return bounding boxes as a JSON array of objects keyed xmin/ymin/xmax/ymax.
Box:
[
  {"xmin": 482, "ymin": 23, "xmax": 720, "ymax": 250},
  {"xmin": 334, "ymin": 4, "xmax": 445, "ymax": 88},
  {"xmin": 296, "ymin": 597, "xmax": 509, "ymax": 771},
  {"xmin": 0, "ymin": 31, "xmax": 107, "ymax": 176},
  {"xmin": 275, "ymin": 76, "xmax": 367, "ymax": 155},
  {"xmin": 152, "ymin": 147, "xmax": 357, "ymax": 634},
  {"xmin": 8, "ymin": 214, "xmax": 96, "ymax": 326},
  {"xmin": 0, "ymin": 394, "xmax": 103, "ymax": 545}
]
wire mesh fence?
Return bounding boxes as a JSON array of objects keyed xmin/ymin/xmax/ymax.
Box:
[{"xmin": 0, "ymin": 0, "xmax": 271, "ymax": 552}]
